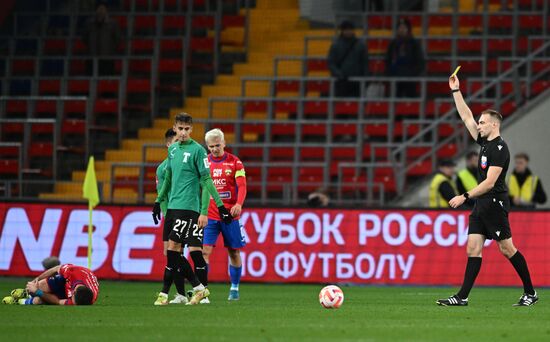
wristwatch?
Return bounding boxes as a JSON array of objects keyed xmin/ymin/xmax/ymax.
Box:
[{"xmin": 463, "ymin": 192, "xmax": 470, "ymax": 199}]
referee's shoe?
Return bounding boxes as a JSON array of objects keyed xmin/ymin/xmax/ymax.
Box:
[
  {"xmin": 436, "ymin": 294, "xmax": 468, "ymax": 306},
  {"xmin": 513, "ymin": 292, "xmax": 538, "ymax": 306}
]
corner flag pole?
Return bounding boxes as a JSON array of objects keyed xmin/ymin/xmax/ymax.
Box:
[{"xmin": 82, "ymin": 156, "xmax": 100, "ymax": 269}]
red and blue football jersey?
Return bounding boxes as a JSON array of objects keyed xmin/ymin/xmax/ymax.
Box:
[
  {"xmin": 58, "ymin": 264, "xmax": 100, "ymax": 305},
  {"xmin": 207, "ymin": 152, "xmax": 246, "ymax": 220}
]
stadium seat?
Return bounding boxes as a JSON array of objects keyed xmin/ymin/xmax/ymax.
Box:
[
  {"xmin": 130, "ymin": 39, "xmax": 155, "ymax": 55},
  {"xmin": 162, "ymin": 15, "xmax": 186, "ymax": 36},
  {"xmin": 43, "ymin": 39, "xmax": 67, "ymax": 55},
  {"xmin": 38, "ymin": 79, "xmax": 61, "ymax": 95},
  {"xmin": 97, "ymin": 79, "xmax": 120, "ymax": 98},
  {"xmin": 35, "ymin": 100, "xmax": 58, "ymax": 118},
  {"xmin": 67, "ymin": 79, "xmax": 90, "ymax": 96},
  {"xmin": 11, "ymin": 59, "xmax": 36, "ymax": 76},
  {"xmin": 269, "ymin": 147, "xmax": 294, "ymax": 161}
]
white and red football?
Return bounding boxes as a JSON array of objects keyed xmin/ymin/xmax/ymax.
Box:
[{"xmin": 319, "ymin": 285, "xmax": 344, "ymax": 309}]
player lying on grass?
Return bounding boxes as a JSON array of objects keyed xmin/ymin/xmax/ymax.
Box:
[{"xmin": 2, "ymin": 264, "xmax": 99, "ymax": 305}]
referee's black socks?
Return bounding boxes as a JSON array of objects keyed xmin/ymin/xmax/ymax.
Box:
[
  {"xmin": 508, "ymin": 251, "xmax": 535, "ymax": 295},
  {"xmin": 457, "ymin": 256, "xmax": 482, "ymax": 300},
  {"xmin": 191, "ymin": 250, "xmax": 208, "ymax": 287}
]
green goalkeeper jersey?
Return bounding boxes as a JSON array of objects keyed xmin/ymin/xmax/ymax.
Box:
[
  {"xmin": 156, "ymin": 158, "xmax": 169, "ymax": 215},
  {"xmin": 161, "ymin": 138, "xmax": 211, "ymax": 212}
]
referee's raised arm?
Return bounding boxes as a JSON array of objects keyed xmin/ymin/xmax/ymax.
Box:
[{"xmin": 449, "ymin": 75, "xmax": 478, "ymax": 141}]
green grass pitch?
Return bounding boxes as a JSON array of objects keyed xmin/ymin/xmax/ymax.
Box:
[{"xmin": 0, "ymin": 278, "xmax": 548, "ymax": 341}]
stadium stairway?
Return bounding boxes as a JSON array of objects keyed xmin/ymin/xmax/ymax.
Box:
[
  {"xmin": 39, "ymin": 0, "xmax": 543, "ymax": 204},
  {"xmin": 39, "ymin": 0, "xmax": 333, "ymax": 203}
]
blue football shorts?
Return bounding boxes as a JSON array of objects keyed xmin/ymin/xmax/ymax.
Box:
[
  {"xmin": 203, "ymin": 219, "xmax": 246, "ymax": 249},
  {"xmin": 46, "ymin": 274, "xmax": 67, "ymax": 299}
]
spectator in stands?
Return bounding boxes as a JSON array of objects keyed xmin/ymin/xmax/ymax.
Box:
[
  {"xmin": 82, "ymin": 1, "xmax": 121, "ymax": 75},
  {"xmin": 508, "ymin": 152, "xmax": 547, "ymax": 208},
  {"xmin": 385, "ymin": 18, "xmax": 425, "ymax": 97},
  {"xmin": 429, "ymin": 159, "xmax": 458, "ymax": 208},
  {"xmin": 456, "ymin": 151, "xmax": 479, "ymax": 208},
  {"xmin": 327, "ymin": 20, "xmax": 369, "ymax": 97},
  {"xmin": 307, "ymin": 187, "xmax": 331, "ymax": 208}
]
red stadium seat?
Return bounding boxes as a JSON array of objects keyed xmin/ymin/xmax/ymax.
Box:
[
  {"xmin": 28, "ymin": 142, "xmax": 53, "ymax": 157},
  {"xmin": 162, "ymin": 15, "xmax": 186, "ymax": 35},
  {"xmin": 222, "ymin": 15, "xmax": 245, "ymax": 28},
  {"xmin": 306, "ymin": 59, "xmax": 328, "ymax": 73},
  {"xmin": 334, "ymin": 101, "xmax": 359, "ymax": 117},
  {"xmin": 35, "ymin": 100, "xmax": 57, "ymax": 118},
  {"xmin": 238, "ymin": 147, "xmax": 263, "ymax": 161},
  {"xmin": 94, "ymin": 99, "xmax": 118, "ymax": 115},
  {"xmin": 395, "ymin": 101, "xmax": 420, "ymax": 117},
  {"xmin": 62, "ymin": 119, "xmax": 86, "ymax": 135},
  {"xmin": 307, "ymin": 80, "xmax": 330, "ymax": 94},
  {"xmin": 269, "ymin": 147, "xmax": 294, "ymax": 161},
  {"xmin": 11, "ymin": 59, "xmax": 35, "ymax": 76},
  {"xmin": 426, "ymin": 38, "xmax": 451, "ymax": 55},
  {"xmin": 67, "ymin": 79, "xmax": 90, "ymax": 96},
  {"xmin": 72, "ymin": 39, "xmax": 87, "ymax": 55},
  {"xmin": 130, "ymin": 39, "xmax": 155, "ymax": 55},
  {"xmin": 0, "ymin": 159, "xmax": 19, "ymax": 176},
  {"xmin": 160, "ymin": 38, "xmax": 183, "ymax": 56},
  {"xmin": 133, "ymin": 15, "xmax": 156, "ymax": 35},
  {"xmin": 276, "ymin": 80, "xmax": 300, "ymax": 93},
  {"xmin": 300, "ymin": 147, "xmax": 325, "ymax": 161},
  {"xmin": 97, "ymin": 79, "xmax": 120, "ymax": 98},
  {"xmin": 38, "ymin": 79, "xmax": 61, "ymax": 95},
  {"xmin": 5, "ymin": 100, "xmax": 27, "ymax": 117},
  {"xmin": 192, "ymin": 15, "xmax": 215, "ymax": 29},
  {"xmin": 64, "ymin": 100, "xmax": 86, "ymax": 117},
  {"xmin": 364, "ymin": 101, "xmax": 389, "ymax": 117},
  {"xmin": 457, "ymin": 38, "xmax": 482, "ymax": 56},
  {"xmin": 43, "ymin": 39, "xmax": 67, "ymax": 55},
  {"xmin": 367, "ymin": 15, "xmax": 392, "ymax": 30},
  {"xmin": 367, "ymin": 38, "xmax": 389, "ymax": 54},
  {"xmin": 190, "ymin": 37, "xmax": 215, "ymax": 51},
  {"xmin": 274, "ymin": 100, "xmax": 298, "ymax": 113}
]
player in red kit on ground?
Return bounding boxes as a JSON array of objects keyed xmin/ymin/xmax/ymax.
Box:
[
  {"xmin": 202, "ymin": 128, "xmax": 247, "ymax": 301},
  {"xmin": 2, "ymin": 264, "xmax": 99, "ymax": 305}
]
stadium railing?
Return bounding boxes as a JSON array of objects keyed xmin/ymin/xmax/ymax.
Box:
[
  {"xmin": 0, "ymin": 117, "xmax": 58, "ymax": 181},
  {"xmin": 0, "ymin": 142, "xmax": 23, "ymax": 197},
  {"xmin": 389, "ymin": 38, "xmax": 550, "ymax": 195}
]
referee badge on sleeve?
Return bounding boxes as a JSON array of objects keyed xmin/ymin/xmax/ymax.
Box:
[{"xmin": 481, "ymin": 155, "xmax": 488, "ymax": 169}]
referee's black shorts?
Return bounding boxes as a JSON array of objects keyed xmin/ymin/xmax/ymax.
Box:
[{"xmin": 468, "ymin": 195, "xmax": 511, "ymax": 241}]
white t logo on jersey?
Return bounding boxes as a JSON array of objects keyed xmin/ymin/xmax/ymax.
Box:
[{"xmin": 183, "ymin": 152, "xmax": 191, "ymax": 163}]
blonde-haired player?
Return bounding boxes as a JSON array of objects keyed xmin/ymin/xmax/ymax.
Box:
[{"xmin": 202, "ymin": 128, "xmax": 247, "ymax": 301}]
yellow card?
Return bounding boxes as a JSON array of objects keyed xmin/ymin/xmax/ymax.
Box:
[{"xmin": 450, "ymin": 65, "xmax": 461, "ymax": 78}]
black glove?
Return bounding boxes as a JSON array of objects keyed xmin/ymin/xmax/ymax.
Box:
[
  {"xmin": 152, "ymin": 202, "xmax": 161, "ymax": 224},
  {"xmin": 218, "ymin": 205, "xmax": 233, "ymax": 224}
]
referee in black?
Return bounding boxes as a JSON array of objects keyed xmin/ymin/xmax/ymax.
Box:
[{"xmin": 436, "ymin": 74, "xmax": 538, "ymax": 306}]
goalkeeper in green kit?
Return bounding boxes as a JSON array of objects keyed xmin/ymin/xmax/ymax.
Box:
[{"xmin": 152, "ymin": 113, "xmax": 233, "ymax": 305}]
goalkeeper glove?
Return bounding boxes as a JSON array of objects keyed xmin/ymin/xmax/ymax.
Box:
[
  {"xmin": 152, "ymin": 202, "xmax": 161, "ymax": 224},
  {"xmin": 218, "ymin": 205, "xmax": 233, "ymax": 224}
]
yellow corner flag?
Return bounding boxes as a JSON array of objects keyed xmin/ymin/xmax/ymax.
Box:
[
  {"xmin": 83, "ymin": 156, "xmax": 100, "ymax": 269},
  {"xmin": 83, "ymin": 156, "xmax": 100, "ymax": 208}
]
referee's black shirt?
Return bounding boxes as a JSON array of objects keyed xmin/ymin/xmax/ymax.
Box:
[{"xmin": 476, "ymin": 135, "xmax": 510, "ymax": 198}]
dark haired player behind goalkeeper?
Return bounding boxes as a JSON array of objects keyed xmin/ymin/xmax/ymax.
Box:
[
  {"xmin": 152, "ymin": 113, "xmax": 233, "ymax": 306},
  {"xmin": 436, "ymin": 74, "xmax": 537, "ymax": 307}
]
